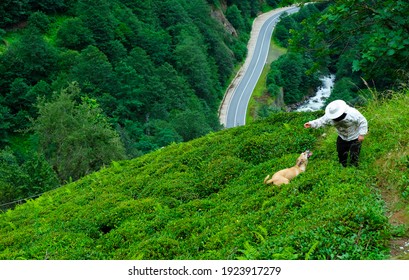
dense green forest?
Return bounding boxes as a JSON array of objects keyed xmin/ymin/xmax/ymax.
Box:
[
  {"xmin": 267, "ymin": 0, "xmax": 409, "ymax": 107},
  {"xmin": 1, "ymin": 0, "xmax": 297, "ymax": 205}
]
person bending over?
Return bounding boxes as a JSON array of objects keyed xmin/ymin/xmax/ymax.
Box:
[{"xmin": 304, "ymin": 100, "xmax": 368, "ymax": 167}]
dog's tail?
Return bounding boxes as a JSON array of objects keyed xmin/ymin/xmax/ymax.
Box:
[{"xmin": 264, "ymin": 175, "xmax": 271, "ymax": 184}]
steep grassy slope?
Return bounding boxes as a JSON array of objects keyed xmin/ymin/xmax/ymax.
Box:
[{"xmin": 1, "ymin": 94, "xmax": 408, "ymax": 260}]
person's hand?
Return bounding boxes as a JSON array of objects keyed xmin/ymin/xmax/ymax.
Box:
[
  {"xmin": 358, "ymin": 135, "xmax": 365, "ymax": 142},
  {"xmin": 304, "ymin": 122, "xmax": 311, "ymax": 128}
]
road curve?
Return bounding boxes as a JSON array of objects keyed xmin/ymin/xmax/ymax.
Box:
[{"xmin": 219, "ymin": 6, "xmax": 300, "ymax": 128}]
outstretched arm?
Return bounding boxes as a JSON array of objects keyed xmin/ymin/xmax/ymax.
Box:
[{"xmin": 304, "ymin": 115, "xmax": 330, "ymax": 129}]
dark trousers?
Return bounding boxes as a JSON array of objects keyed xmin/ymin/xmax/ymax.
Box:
[{"xmin": 336, "ymin": 136, "xmax": 362, "ymax": 167}]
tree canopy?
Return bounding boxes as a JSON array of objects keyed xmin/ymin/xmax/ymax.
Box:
[
  {"xmin": 268, "ymin": 1, "xmax": 409, "ymax": 108},
  {"xmin": 0, "ymin": 0, "xmax": 252, "ymax": 157},
  {"xmin": 0, "ymin": 0, "xmax": 281, "ymax": 205},
  {"xmin": 32, "ymin": 82, "xmax": 126, "ymax": 182},
  {"xmin": 295, "ymin": 0, "xmax": 409, "ymax": 89}
]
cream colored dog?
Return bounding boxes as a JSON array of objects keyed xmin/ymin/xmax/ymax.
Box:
[{"xmin": 264, "ymin": 150, "xmax": 313, "ymax": 186}]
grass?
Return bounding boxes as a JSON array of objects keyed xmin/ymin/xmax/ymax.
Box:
[
  {"xmin": 363, "ymin": 93, "xmax": 409, "ymax": 259},
  {"xmin": 1, "ymin": 93, "xmax": 408, "ymax": 260}
]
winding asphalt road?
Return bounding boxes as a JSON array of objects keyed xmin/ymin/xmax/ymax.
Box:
[{"xmin": 224, "ymin": 6, "xmax": 300, "ymax": 128}]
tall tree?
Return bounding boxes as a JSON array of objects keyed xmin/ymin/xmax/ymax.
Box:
[
  {"xmin": 56, "ymin": 18, "xmax": 95, "ymax": 51},
  {"xmin": 68, "ymin": 45, "xmax": 116, "ymax": 104},
  {"xmin": 28, "ymin": 0, "xmax": 67, "ymax": 13},
  {"xmin": 1, "ymin": 28, "xmax": 58, "ymax": 84},
  {"xmin": 226, "ymin": 5, "xmax": 245, "ymax": 32},
  {"xmin": 0, "ymin": 100, "xmax": 11, "ymax": 145},
  {"xmin": 112, "ymin": 61, "xmax": 144, "ymax": 122},
  {"xmin": 32, "ymin": 82, "xmax": 126, "ymax": 182},
  {"xmin": 171, "ymin": 109, "xmax": 212, "ymax": 141},
  {"xmin": 0, "ymin": 0, "xmax": 30, "ymax": 27},
  {"xmin": 173, "ymin": 29, "xmax": 218, "ymax": 108},
  {"xmin": 296, "ymin": 0, "xmax": 409, "ymax": 89},
  {"xmin": 267, "ymin": 52, "xmax": 320, "ymax": 104},
  {"xmin": 0, "ymin": 147, "xmax": 59, "ymax": 205},
  {"xmin": 26, "ymin": 11, "xmax": 51, "ymax": 33},
  {"xmin": 77, "ymin": 0, "xmax": 117, "ymax": 51}
]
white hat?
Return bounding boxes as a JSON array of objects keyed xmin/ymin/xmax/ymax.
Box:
[{"xmin": 325, "ymin": 100, "xmax": 348, "ymax": 119}]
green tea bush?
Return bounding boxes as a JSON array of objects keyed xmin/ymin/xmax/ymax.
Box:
[{"xmin": 3, "ymin": 96, "xmax": 409, "ymax": 259}]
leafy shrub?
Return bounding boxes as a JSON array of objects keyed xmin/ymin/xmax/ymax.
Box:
[
  {"xmin": 0, "ymin": 146, "xmax": 59, "ymax": 207},
  {"xmin": 27, "ymin": 11, "xmax": 51, "ymax": 33},
  {"xmin": 31, "ymin": 82, "xmax": 126, "ymax": 182},
  {"xmin": 3, "ymin": 96, "xmax": 409, "ymax": 260},
  {"xmin": 56, "ymin": 18, "xmax": 95, "ymax": 50}
]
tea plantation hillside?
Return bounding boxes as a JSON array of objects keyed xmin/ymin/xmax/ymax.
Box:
[{"xmin": 1, "ymin": 94, "xmax": 408, "ymax": 260}]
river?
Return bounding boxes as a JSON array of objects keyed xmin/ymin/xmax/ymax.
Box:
[{"xmin": 295, "ymin": 74, "xmax": 335, "ymax": 112}]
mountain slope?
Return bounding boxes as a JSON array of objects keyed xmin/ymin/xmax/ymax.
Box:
[{"xmin": 1, "ymin": 94, "xmax": 408, "ymax": 260}]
